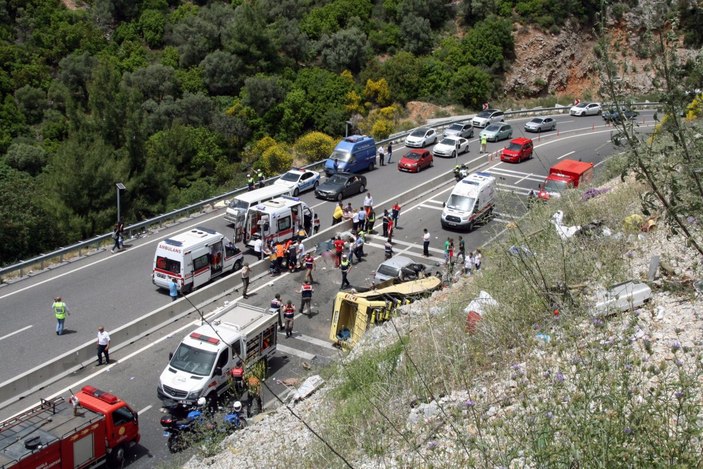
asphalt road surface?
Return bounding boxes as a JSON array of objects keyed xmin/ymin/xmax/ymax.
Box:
[{"xmin": 0, "ymin": 112, "xmax": 654, "ymax": 466}]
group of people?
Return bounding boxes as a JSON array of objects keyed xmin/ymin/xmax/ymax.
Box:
[
  {"xmin": 377, "ymin": 141, "xmax": 394, "ymax": 166},
  {"xmin": 246, "ymin": 169, "xmax": 266, "ymax": 191},
  {"xmin": 267, "ymin": 278, "xmax": 314, "ymax": 340}
]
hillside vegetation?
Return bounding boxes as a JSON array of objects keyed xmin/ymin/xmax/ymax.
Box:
[{"xmin": 0, "ymin": 0, "xmax": 701, "ymax": 265}]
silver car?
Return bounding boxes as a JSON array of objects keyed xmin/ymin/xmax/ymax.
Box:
[
  {"xmin": 405, "ymin": 127, "xmax": 438, "ymax": 148},
  {"xmin": 479, "ymin": 123, "xmax": 513, "ymax": 142},
  {"xmin": 472, "ymin": 109, "xmax": 504, "ymax": 128},
  {"xmin": 374, "ymin": 256, "xmax": 428, "ymax": 283},
  {"xmin": 569, "ymin": 102, "xmax": 602, "ymax": 116},
  {"xmin": 524, "ymin": 117, "xmax": 557, "ymax": 132},
  {"xmin": 444, "ymin": 122, "xmax": 474, "ymax": 139}
]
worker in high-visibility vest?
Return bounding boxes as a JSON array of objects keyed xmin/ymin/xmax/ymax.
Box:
[
  {"xmin": 480, "ymin": 134, "xmax": 488, "ymax": 153},
  {"xmin": 52, "ymin": 296, "xmax": 69, "ymax": 336}
]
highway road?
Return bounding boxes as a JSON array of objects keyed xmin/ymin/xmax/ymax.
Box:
[{"xmin": 0, "ymin": 112, "xmax": 653, "ymax": 466}]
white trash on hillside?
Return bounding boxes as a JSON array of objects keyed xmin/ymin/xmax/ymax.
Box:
[
  {"xmin": 293, "ymin": 375, "xmax": 325, "ymax": 402},
  {"xmin": 551, "ymin": 210, "xmax": 580, "ymax": 239},
  {"xmin": 593, "ymin": 280, "xmax": 652, "ymax": 316},
  {"xmin": 464, "ymin": 291, "xmax": 499, "ymax": 317}
]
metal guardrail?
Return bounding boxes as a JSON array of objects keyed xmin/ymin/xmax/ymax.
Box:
[{"xmin": 0, "ymin": 102, "xmax": 659, "ymax": 281}]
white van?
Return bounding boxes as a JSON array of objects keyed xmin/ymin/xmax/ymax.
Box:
[
  {"xmin": 158, "ymin": 302, "xmax": 278, "ymax": 405},
  {"xmin": 152, "ymin": 226, "xmax": 243, "ymax": 293},
  {"xmin": 441, "ymin": 172, "xmax": 496, "ymax": 231},
  {"xmin": 224, "ymin": 185, "xmax": 294, "ymax": 238},
  {"xmin": 243, "ymin": 196, "xmax": 314, "ymax": 248}
]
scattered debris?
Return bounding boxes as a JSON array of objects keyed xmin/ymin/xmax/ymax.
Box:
[
  {"xmin": 593, "ymin": 281, "xmax": 652, "ymax": 316},
  {"xmin": 551, "ymin": 211, "xmax": 580, "ymax": 239},
  {"xmin": 292, "ymin": 375, "xmax": 324, "ymax": 402}
]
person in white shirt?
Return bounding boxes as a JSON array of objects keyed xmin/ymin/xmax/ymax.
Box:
[
  {"xmin": 423, "ymin": 229, "xmax": 431, "ymax": 256},
  {"xmin": 253, "ymin": 238, "xmax": 263, "ymax": 259},
  {"xmin": 363, "ymin": 193, "xmax": 374, "ymax": 212},
  {"xmin": 295, "ymin": 240, "xmax": 305, "ymax": 269},
  {"xmin": 96, "ymin": 326, "xmax": 111, "ymax": 366}
]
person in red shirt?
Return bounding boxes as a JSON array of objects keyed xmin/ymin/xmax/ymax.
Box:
[
  {"xmin": 230, "ymin": 360, "xmax": 245, "ymax": 397},
  {"xmin": 333, "ymin": 235, "xmax": 345, "ymax": 267}
]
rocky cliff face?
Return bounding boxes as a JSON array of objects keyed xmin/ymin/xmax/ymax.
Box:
[{"xmin": 504, "ymin": 5, "xmax": 699, "ymax": 100}]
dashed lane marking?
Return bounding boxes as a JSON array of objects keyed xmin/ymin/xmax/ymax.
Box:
[
  {"xmin": 557, "ymin": 150, "xmax": 576, "ymax": 160},
  {"xmin": 0, "ymin": 325, "xmax": 32, "ymax": 342},
  {"xmin": 419, "ymin": 204, "xmax": 443, "ymax": 211},
  {"xmin": 138, "ymin": 405, "xmax": 152, "ymax": 415}
]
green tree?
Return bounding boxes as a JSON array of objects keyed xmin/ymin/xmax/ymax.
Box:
[
  {"xmin": 318, "ymin": 27, "xmax": 368, "ymax": 73},
  {"xmin": 379, "ymin": 51, "xmax": 422, "ymax": 103},
  {"xmin": 0, "ymin": 162, "xmax": 57, "ymax": 264},
  {"xmin": 294, "ymin": 131, "xmax": 335, "ymax": 163},
  {"xmin": 58, "ymin": 51, "xmax": 98, "ymax": 105},
  {"xmin": 201, "ymin": 50, "xmax": 244, "ymax": 96},
  {"xmin": 139, "ymin": 9, "xmax": 166, "ymax": 48},
  {"xmin": 450, "ymin": 65, "xmax": 493, "ymax": 107},
  {"xmin": 3, "ymin": 142, "xmax": 48, "ymax": 176},
  {"xmin": 225, "ymin": 2, "xmax": 277, "ymax": 75},
  {"xmin": 14, "ymin": 85, "xmax": 46, "ymax": 125}
]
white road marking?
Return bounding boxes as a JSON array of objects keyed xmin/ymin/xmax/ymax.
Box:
[
  {"xmin": 276, "ymin": 344, "xmax": 315, "ymax": 361},
  {"xmin": 138, "ymin": 404, "xmax": 152, "ymax": 415},
  {"xmin": 0, "ymin": 325, "xmax": 32, "ymax": 342},
  {"xmin": 494, "ymin": 212, "xmax": 520, "ymax": 219},
  {"xmin": 557, "ymin": 150, "xmax": 576, "ymax": 160},
  {"xmin": 424, "ymin": 199, "xmax": 444, "ymax": 205},
  {"xmin": 295, "ymin": 334, "xmax": 336, "ymax": 350},
  {"xmin": 419, "ymin": 204, "xmax": 443, "ymax": 211}
]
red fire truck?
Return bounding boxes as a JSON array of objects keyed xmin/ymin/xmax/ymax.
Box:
[{"xmin": 0, "ymin": 386, "xmax": 140, "ymax": 468}]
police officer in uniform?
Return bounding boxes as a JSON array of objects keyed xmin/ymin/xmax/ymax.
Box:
[
  {"xmin": 300, "ymin": 280, "xmax": 314, "ymax": 315},
  {"xmin": 247, "ymin": 174, "xmax": 255, "ymax": 191}
]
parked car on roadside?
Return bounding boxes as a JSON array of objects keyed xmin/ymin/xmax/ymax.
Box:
[
  {"xmin": 570, "ymin": 102, "xmax": 602, "ymax": 116},
  {"xmin": 444, "ymin": 122, "xmax": 474, "ymax": 139},
  {"xmin": 274, "ymin": 168, "xmax": 321, "ymax": 196},
  {"xmin": 479, "ymin": 123, "xmax": 513, "ymax": 142},
  {"xmin": 405, "ymin": 127, "xmax": 438, "ymax": 148},
  {"xmin": 524, "ymin": 117, "xmax": 557, "ymax": 132},
  {"xmin": 315, "ymin": 172, "xmax": 367, "ymax": 201},
  {"xmin": 432, "ymin": 136, "xmax": 470, "ymax": 158},
  {"xmin": 398, "ymin": 149, "xmax": 433, "ymax": 173},
  {"xmin": 472, "ymin": 109, "xmax": 504, "ymax": 128}
]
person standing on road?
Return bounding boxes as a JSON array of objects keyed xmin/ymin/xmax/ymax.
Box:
[
  {"xmin": 352, "ymin": 209, "xmax": 360, "ymax": 232},
  {"xmin": 356, "ymin": 207, "xmax": 366, "ymax": 232},
  {"xmin": 241, "ymin": 263, "xmax": 251, "ymax": 299},
  {"xmin": 333, "ymin": 202, "xmax": 343, "ymax": 226},
  {"xmin": 116, "ymin": 219, "xmax": 125, "ymax": 250},
  {"xmin": 391, "ymin": 202, "xmax": 401, "ymax": 228},
  {"xmin": 96, "ymin": 326, "xmax": 110, "ymax": 365},
  {"xmin": 271, "ymin": 293, "xmax": 284, "ymax": 331},
  {"xmin": 169, "ymin": 278, "xmax": 179, "ymax": 301},
  {"xmin": 387, "ymin": 142, "xmax": 393, "ymax": 164},
  {"xmin": 303, "ymin": 252, "xmax": 315, "ymax": 283},
  {"xmin": 283, "ymin": 301, "xmax": 295, "ymax": 338},
  {"xmin": 378, "ymin": 146, "xmax": 386, "ymax": 166},
  {"xmin": 340, "ymin": 254, "xmax": 352, "ymax": 289},
  {"xmin": 52, "ymin": 296, "xmax": 69, "ymax": 336},
  {"xmin": 423, "ymin": 229, "xmax": 431, "ymax": 257},
  {"xmin": 246, "ymin": 374, "xmax": 263, "ymax": 417},
  {"xmin": 110, "ymin": 224, "xmax": 121, "ymax": 254},
  {"xmin": 300, "ymin": 280, "xmax": 314, "ymax": 315},
  {"xmin": 313, "ymin": 213, "xmax": 320, "ymax": 234},
  {"xmin": 366, "ymin": 209, "xmax": 376, "ymax": 233},
  {"xmin": 457, "ymin": 236, "xmax": 466, "ymax": 263},
  {"xmin": 444, "ymin": 237, "xmax": 451, "ymax": 264},
  {"xmin": 296, "ymin": 239, "xmax": 306, "ymax": 270},
  {"xmin": 480, "ymin": 134, "xmax": 488, "ymax": 153},
  {"xmin": 363, "ymin": 193, "xmax": 374, "ymax": 216},
  {"xmin": 382, "ymin": 210, "xmax": 390, "ymax": 237},
  {"xmin": 333, "ymin": 235, "xmax": 345, "ymax": 267}
]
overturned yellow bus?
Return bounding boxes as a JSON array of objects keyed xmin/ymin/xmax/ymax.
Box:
[{"xmin": 330, "ymin": 277, "xmax": 442, "ymax": 349}]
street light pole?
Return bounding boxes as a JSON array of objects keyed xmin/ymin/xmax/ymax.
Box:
[{"xmin": 116, "ymin": 182, "xmax": 126, "ymax": 223}]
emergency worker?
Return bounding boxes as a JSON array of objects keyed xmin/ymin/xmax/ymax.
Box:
[
  {"xmin": 300, "ymin": 280, "xmax": 313, "ymax": 315},
  {"xmin": 340, "ymin": 255, "xmax": 351, "ymax": 289},
  {"xmin": 247, "ymin": 174, "xmax": 255, "ymax": 191},
  {"xmin": 246, "ymin": 374, "xmax": 263, "ymax": 417},
  {"xmin": 230, "ymin": 360, "xmax": 245, "ymax": 397},
  {"xmin": 283, "ymin": 301, "xmax": 295, "ymax": 338},
  {"xmin": 480, "ymin": 134, "xmax": 488, "ymax": 153},
  {"xmin": 52, "ymin": 296, "xmax": 69, "ymax": 335}
]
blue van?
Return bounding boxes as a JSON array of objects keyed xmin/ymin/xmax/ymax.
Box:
[{"xmin": 324, "ymin": 135, "xmax": 377, "ymax": 176}]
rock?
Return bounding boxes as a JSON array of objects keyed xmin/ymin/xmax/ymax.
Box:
[{"xmin": 292, "ymin": 375, "xmax": 324, "ymax": 402}]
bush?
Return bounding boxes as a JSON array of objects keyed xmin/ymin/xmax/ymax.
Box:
[{"xmin": 293, "ymin": 131, "xmax": 335, "ymax": 164}]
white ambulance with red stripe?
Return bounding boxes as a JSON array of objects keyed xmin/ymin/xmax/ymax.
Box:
[
  {"xmin": 243, "ymin": 196, "xmax": 314, "ymax": 249},
  {"xmin": 152, "ymin": 226, "xmax": 243, "ymax": 294}
]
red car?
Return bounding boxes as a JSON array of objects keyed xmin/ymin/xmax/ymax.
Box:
[
  {"xmin": 500, "ymin": 137, "xmax": 533, "ymax": 163},
  {"xmin": 398, "ymin": 149, "xmax": 433, "ymax": 173}
]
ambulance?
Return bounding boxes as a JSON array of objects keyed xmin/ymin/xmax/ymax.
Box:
[
  {"xmin": 152, "ymin": 226, "xmax": 243, "ymax": 294},
  {"xmin": 223, "ymin": 184, "xmax": 294, "ymax": 234},
  {"xmin": 441, "ymin": 172, "xmax": 496, "ymax": 231},
  {"xmin": 241, "ymin": 196, "xmax": 315, "ymax": 249}
]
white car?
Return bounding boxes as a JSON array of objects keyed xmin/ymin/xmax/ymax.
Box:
[
  {"xmin": 432, "ymin": 136, "xmax": 470, "ymax": 158},
  {"xmin": 274, "ymin": 168, "xmax": 320, "ymax": 196},
  {"xmin": 444, "ymin": 122, "xmax": 474, "ymax": 139},
  {"xmin": 570, "ymin": 102, "xmax": 602, "ymax": 116},
  {"xmin": 405, "ymin": 127, "xmax": 438, "ymax": 148},
  {"xmin": 472, "ymin": 109, "xmax": 504, "ymax": 128}
]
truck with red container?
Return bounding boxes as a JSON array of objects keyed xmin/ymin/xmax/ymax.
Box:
[
  {"xmin": 538, "ymin": 159, "xmax": 594, "ymax": 200},
  {"xmin": 0, "ymin": 386, "xmax": 140, "ymax": 468}
]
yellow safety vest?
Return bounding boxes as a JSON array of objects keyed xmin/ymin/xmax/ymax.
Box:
[
  {"xmin": 481, "ymin": 135, "xmax": 487, "ymax": 144},
  {"xmin": 53, "ymin": 302, "xmax": 67, "ymax": 320}
]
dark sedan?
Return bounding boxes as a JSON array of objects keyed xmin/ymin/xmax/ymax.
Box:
[
  {"xmin": 314, "ymin": 172, "xmax": 367, "ymax": 201},
  {"xmin": 602, "ymin": 108, "xmax": 639, "ymax": 123}
]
